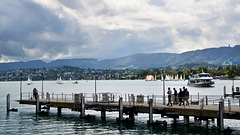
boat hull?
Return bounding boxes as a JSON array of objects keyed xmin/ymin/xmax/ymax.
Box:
[{"xmin": 187, "ymin": 81, "xmax": 214, "ymax": 87}]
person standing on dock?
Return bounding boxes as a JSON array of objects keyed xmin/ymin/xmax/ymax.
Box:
[
  {"xmin": 173, "ymin": 88, "xmax": 178, "ymax": 104},
  {"xmin": 185, "ymin": 88, "xmax": 189, "ymax": 105},
  {"xmin": 178, "ymin": 88, "xmax": 183, "ymax": 106},
  {"xmin": 33, "ymin": 88, "xmax": 38, "ymax": 99},
  {"xmin": 182, "ymin": 87, "xmax": 186, "ymax": 105},
  {"xmin": 167, "ymin": 87, "xmax": 173, "ymax": 106}
]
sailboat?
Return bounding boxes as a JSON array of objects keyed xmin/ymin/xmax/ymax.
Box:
[
  {"xmin": 57, "ymin": 76, "xmax": 63, "ymax": 84},
  {"xmin": 27, "ymin": 76, "xmax": 33, "ymax": 85}
]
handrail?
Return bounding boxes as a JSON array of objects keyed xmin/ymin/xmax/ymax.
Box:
[{"xmin": 20, "ymin": 92, "xmax": 240, "ymax": 108}]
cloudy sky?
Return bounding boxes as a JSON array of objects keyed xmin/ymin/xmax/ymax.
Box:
[{"xmin": 0, "ymin": 0, "xmax": 239, "ymax": 63}]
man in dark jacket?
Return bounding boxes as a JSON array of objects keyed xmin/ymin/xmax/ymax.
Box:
[{"xmin": 178, "ymin": 88, "xmax": 183, "ymax": 106}]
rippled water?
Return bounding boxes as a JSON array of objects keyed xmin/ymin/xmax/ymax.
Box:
[{"xmin": 0, "ymin": 80, "xmax": 240, "ymax": 134}]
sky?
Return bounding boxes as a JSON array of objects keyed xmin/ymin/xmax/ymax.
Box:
[{"xmin": 0, "ymin": 0, "xmax": 240, "ymax": 63}]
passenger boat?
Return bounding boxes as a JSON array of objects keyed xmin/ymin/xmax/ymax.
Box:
[{"xmin": 187, "ymin": 72, "xmax": 214, "ymax": 87}]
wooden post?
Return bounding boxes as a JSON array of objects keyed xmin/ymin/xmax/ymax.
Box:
[
  {"xmin": 163, "ymin": 80, "xmax": 166, "ymax": 105},
  {"xmin": 52, "ymin": 92, "xmax": 54, "ymax": 99},
  {"xmin": 228, "ymin": 99, "xmax": 231, "ymax": 112},
  {"xmin": 239, "ymin": 99, "xmax": 240, "ymax": 107},
  {"xmin": 148, "ymin": 99, "xmax": 153, "ymax": 124},
  {"xmin": 206, "ymin": 96, "xmax": 208, "ymax": 105},
  {"xmin": 36, "ymin": 95, "xmax": 40, "ymax": 114},
  {"xmin": 6, "ymin": 94, "xmax": 10, "ymax": 112},
  {"xmin": 198, "ymin": 93, "xmax": 199, "ymax": 105},
  {"xmin": 218, "ymin": 100, "xmax": 224, "ymax": 131},
  {"xmin": 74, "ymin": 94, "xmax": 80, "ymax": 109},
  {"xmin": 200, "ymin": 98, "xmax": 204, "ymax": 110},
  {"xmin": 194, "ymin": 117, "xmax": 199, "ymax": 125},
  {"xmin": 101, "ymin": 109, "xmax": 106, "ymax": 120},
  {"xmin": 128, "ymin": 94, "xmax": 130, "ymax": 105},
  {"xmin": 223, "ymin": 86, "xmax": 226, "ymax": 97},
  {"xmin": 80, "ymin": 96, "xmax": 85, "ymax": 118},
  {"xmin": 57, "ymin": 107, "xmax": 61, "ymax": 116},
  {"xmin": 184, "ymin": 116, "xmax": 189, "ymax": 125},
  {"xmin": 119, "ymin": 97, "xmax": 123, "ymax": 121},
  {"xmin": 65, "ymin": 94, "xmax": 66, "ymax": 103},
  {"xmin": 131, "ymin": 94, "xmax": 135, "ymax": 106},
  {"xmin": 125, "ymin": 94, "xmax": 127, "ymax": 102}
]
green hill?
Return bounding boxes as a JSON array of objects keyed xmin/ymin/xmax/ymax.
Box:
[{"xmin": 0, "ymin": 45, "xmax": 240, "ymax": 70}]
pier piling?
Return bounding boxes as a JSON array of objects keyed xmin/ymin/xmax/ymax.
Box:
[
  {"xmin": 119, "ymin": 97, "xmax": 123, "ymax": 121},
  {"xmin": 80, "ymin": 96, "xmax": 85, "ymax": 118},
  {"xmin": 184, "ymin": 116, "xmax": 189, "ymax": 125},
  {"xmin": 218, "ymin": 100, "xmax": 224, "ymax": 131},
  {"xmin": 36, "ymin": 95, "xmax": 40, "ymax": 114},
  {"xmin": 205, "ymin": 96, "xmax": 208, "ymax": 105},
  {"xmin": 148, "ymin": 99, "xmax": 153, "ymax": 124},
  {"xmin": 57, "ymin": 107, "xmax": 61, "ymax": 116},
  {"xmin": 228, "ymin": 99, "xmax": 231, "ymax": 112},
  {"xmin": 6, "ymin": 94, "xmax": 10, "ymax": 112},
  {"xmin": 224, "ymin": 86, "xmax": 226, "ymax": 97},
  {"xmin": 101, "ymin": 109, "xmax": 106, "ymax": 120}
]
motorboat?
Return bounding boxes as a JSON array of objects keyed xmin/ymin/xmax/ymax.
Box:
[{"xmin": 187, "ymin": 72, "xmax": 214, "ymax": 87}]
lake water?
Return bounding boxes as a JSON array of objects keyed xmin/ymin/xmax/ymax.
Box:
[{"xmin": 0, "ymin": 80, "xmax": 240, "ymax": 134}]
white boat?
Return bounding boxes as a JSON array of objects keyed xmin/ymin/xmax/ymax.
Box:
[
  {"xmin": 145, "ymin": 75, "xmax": 156, "ymax": 81},
  {"xmin": 57, "ymin": 76, "xmax": 63, "ymax": 84},
  {"xmin": 27, "ymin": 76, "xmax": 33, "ymax": 85},
  {"xmin": 187, "ymin": 72, "xmax": 214, "ymax": 87}
]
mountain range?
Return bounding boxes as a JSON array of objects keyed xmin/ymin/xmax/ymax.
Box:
[{"xmin": 1, "ymin": 45, "xmax": 240, "ymax": 71}]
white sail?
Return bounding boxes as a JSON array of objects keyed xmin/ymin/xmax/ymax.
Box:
[
  {"xmin": 57, "ymin": 76, "xmax": 63, "ymax": 84},
  {"xmin": 165, "ymin": 75, "xmax": 170, "ymax": 81},
  {"xmin": 179, "ymin": 74, "xmax": 183, "ymax": 81},
  {"xmin": 27, "ymin": 76, "xmax": 32, "ymax": 85},
  {"xmin": 59, "ymin": 76, "xmax": 63, "ymax": 84}
]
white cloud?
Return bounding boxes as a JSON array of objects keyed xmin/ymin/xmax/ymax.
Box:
[{"xmin": 0, "ymin": 0, "xmax": 239, "ymax": 62}]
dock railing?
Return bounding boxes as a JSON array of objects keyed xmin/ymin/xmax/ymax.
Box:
[{"xmin": 21, "ymin": 92, "xmax": 240, "ymax": 109}]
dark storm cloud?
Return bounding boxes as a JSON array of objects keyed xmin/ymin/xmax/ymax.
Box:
[{"xmin": 0, "ymin": 0, "xmax": 89, "ymax": 62}]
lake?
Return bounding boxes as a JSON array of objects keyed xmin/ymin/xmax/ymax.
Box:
[{"xmin": 0, "ymin": 80, "xmax": 240, "ymax": 134}]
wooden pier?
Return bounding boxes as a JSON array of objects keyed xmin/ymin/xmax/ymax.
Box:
[{"xmin": 14, "ymin": 92, "xmax": 240, "ymax": 132}]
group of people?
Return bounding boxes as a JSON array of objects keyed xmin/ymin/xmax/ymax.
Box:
[{"xmin": 167, "ymin": 87, "xmax": 189, "ymax": 106}]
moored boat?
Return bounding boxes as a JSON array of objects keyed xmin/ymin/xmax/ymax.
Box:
[{"xmin": 145, "ymin": 75, "xmax": 156, "ymax": 81}]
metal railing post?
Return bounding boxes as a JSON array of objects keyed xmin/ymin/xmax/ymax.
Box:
[{"xmin": 228, "ymin": 99, "xmax": 231, "ymax": 112}]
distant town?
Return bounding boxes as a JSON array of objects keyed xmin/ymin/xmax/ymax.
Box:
[{"xmin": 0, "ymin": 62, "xmax": 239, "ymax": 81}]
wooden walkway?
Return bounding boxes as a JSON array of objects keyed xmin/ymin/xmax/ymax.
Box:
[{"xmin": 17, "ymin": 98, "xmax": 240, "ymax": 120}]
